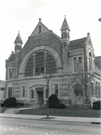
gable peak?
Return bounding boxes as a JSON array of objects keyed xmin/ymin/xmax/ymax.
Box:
[
  {"xmin": 30, "ymin": 18, "xmax": 50, "ymax": 37},
  {"xmin": 39, "ymin": 18, "xmax": 41, "ymax": 22}
]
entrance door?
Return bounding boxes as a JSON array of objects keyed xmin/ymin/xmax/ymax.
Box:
[
  {"xmin": 38, "ymin": 92, "xmax": 43, "ymax": 104},
  {"xmin": 36, "ymin": 87, "xmax": 43, "ymax": 104}
]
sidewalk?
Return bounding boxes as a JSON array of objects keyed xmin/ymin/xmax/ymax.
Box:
[{"xmin": 0, "ymin": 113, "xmax": 101, "ymax": 124}]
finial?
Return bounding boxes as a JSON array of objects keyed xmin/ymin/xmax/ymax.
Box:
[
  {"xmin": 39, "ymin": 18, "xmax": 41, "ymax": 22},
  {"xmin": 87, "ymin": 32, "xmax": 90, "ymax": 37},
  {"xmin": 18, "ymin": 31, "xmax": 20, "ymax": 34},
  {"xmin": 64, "ymin": 15, "xmax": 66, "ymax": 18}
]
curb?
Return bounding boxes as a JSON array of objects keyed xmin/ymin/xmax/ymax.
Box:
[{"xmin": 1, "ymin": 115, "xmax": 101, "ymax": 124}]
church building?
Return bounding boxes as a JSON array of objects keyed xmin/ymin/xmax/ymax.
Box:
[{"xmin": 5, "ymin": 17, "xmax": 101, "ymax": 106}]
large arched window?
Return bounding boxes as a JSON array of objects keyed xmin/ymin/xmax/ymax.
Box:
[
  {"xmin": 25, "ymin": 51, "xmax": 56, "ymax": 76},
  {"xmin": 25, "ymin": 56, "xmax": 33, "ymax": 76},
  {"xmin": 35, "ymin": 52, "xmax": 44, "ymax": 75},
  {"xmin": 46, "ymin": 52, "xmax": 56, "ymax": 74}
]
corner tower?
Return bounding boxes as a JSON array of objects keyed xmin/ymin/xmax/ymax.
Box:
[
  {"xmin": 61, "ymin": 16, "xmax": 70, "ymax": 73},
  {"xmin": 61, "ymin": 15, "xmax": 70, "ymax": 49},
  {"xmin": 14, "ymin": 31, "xmax": 23, "ymax": 53},
  {"xmin": 14, "ymin": 31, "xmax": 23, "ymax": 78}
]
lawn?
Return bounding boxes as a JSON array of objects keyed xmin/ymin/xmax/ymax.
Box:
[{"xmin": 17, "ymin": 108, "xmax": 101, "ymax": 118}]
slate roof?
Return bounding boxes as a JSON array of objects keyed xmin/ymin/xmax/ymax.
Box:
[
  {"xmin": 7, "ymin": 53, "xmax": 15, "ymax": 62},
  {"xmin": 14, "ymin": 32, "xmax": 23, "ymax": 44},
  {"xmin": 69, "ymin": 37, "xmax": 86, "ymax": 50},
  {"xmin": 95, "ymin": 56, "xmax": 101, "ymax": 69},
  {"xmin": 61, "ymin": 16, "xmax": 70, "ymax": 31}
]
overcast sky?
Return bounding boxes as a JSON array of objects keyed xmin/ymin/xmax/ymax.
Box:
[{"xmin": 0, "ymin": 0, "xmax": 101, "ymax": 80}]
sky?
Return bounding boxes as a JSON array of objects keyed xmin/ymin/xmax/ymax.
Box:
[{"xmin": 0, "ymin": 0, "xmax": 101, "ymax": 80}]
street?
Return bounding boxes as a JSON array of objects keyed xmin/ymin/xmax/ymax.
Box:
[{"xmin": 0, "ymin": 117, "xmax": 101, "ymax": 135}]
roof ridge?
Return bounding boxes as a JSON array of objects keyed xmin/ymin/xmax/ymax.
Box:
[
  {"xmin": 7, "ymin": 52, "xmax": 15, "ymax": 62},
  {"xmin": 70, "ymin": 37, "xmax": 86, "ymax": 42},
  {"xmin": 51, "ymin": 31, "xmax": 62, "ymax": 41}
]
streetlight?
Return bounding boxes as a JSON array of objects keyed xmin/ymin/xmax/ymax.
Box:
[{"xmin": 98, "ymin": 18, "xmax": 101, "ymax": 22}]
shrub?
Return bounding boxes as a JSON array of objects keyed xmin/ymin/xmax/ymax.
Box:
[
  {"xmin": 1, "ymin": 103, "xmax": 4, "ymax": 107},
  {"xmin": 55, "ymin": 104, "xmax": 66, "ymax": 109},
  {"xmin": 3, "ymin": 97, "xmax": 17, "ymax": 107},
  {"xmin": 48, "ymin": 94, "xmax": 59, "ymax": 108},
  {"xmin": 16, "ymin": 102, "xmax": 24, "ymax": 107},
  {"xmin": 92, "ymin": 101, "xmax": 101, "ymax": 110},
  {"xmin": 48, "ymin": 94, "xmax": 66, "ymax": 109}
]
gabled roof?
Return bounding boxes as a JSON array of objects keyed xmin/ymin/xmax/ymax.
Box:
[
  {"xmin": 30, "ymin": 18, "xmax": 50, "ymax": 37},
  {"xmin": 69, "ymin": 37, "xmax": 86, "ymax": 50},
  {"xmin": 68, "ymin": 33, "xmax": 94, "ymax": 51},
  {"xmin": 95, "ymin": 56, "xmax": 101, "ymax": 70},
  {"xmin": 61, "ymin": 16, "xmax": 70, "ymax": 31},
  {"xmin": 14, "ymin": 32, "xmax": 23, "ymax": 44},
  {"xmin": 7, "ymin": 52, "xmax": 15, "ymax": 62}
]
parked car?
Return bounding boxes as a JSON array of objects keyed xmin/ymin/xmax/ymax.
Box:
[{"xmin": 92, "ymin": 101, "xmax": 101, "ymax": 110}]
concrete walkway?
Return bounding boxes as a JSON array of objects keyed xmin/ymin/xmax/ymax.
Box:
[
  {"xmin": 0, "ymin": 113, "xmax": 101, "ymax": 124},
  {"xmin": 2, "ymin": 106, "xmax": 38, "ymax": 114}
]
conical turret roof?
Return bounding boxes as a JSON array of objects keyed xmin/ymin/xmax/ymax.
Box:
[
  {"xmin": 61, "ymin": 16, "xmax": 70, "ymax": 31},
  {"xmin": 14, "ymin": 31, "xmax": 23, "ymax": 44}
]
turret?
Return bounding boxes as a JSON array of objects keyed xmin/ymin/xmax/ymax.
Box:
[
  {"xmin": 61, "ymin": 15, "xmax": 70, "ymax": 49},
  {"xmin": 14, "ymin": 31, "xmax": 23, "ymax": 78},
  {"xmin": 14, "ymin": 31, "xmax": 23, "ymax": 53},
  {"xmin": 61, "ymin": 16, "xmax": 70, "ymax": 73}
]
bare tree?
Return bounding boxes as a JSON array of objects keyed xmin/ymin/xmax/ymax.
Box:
[
  {"xmin": 65, "ymin": 62, "xmax": 94, "ymax": 107},
  {"xmin": 42, "ymin": 73, "xmax": 52, "ymax": 118},
  {"xmin": 42, "ymin": 56, "xmax": 60, "ymax": 118}
]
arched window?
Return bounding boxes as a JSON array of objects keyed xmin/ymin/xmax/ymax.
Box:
[
  {"xmin": 89, "ymin": 52, "xmax": 92, "ymax": 57},
  {"xmin": 30, "ymin": 89, "xmax": 34, "ymax": 99},
  {"xmin": 67, "ymin": 32, "xmax": 70, "ymax": 39},
  {"xmin": 74, "ymin": 84, "xmax": 83, "ymax": 96},
  {"xmin": 46, "ymin": 52, "xmax": 56, "ymax": 74},
  {"xmin": 62, "ymin": 32, "xmax": 69, "ymax": 39},
  {"xmin": 89, "ymin": 52, "xmax": 92, "ymax": 71},
  {"xmin": 25, "ymin": 56, "xmax": 33, "ymax": 76},
  {"xmin": 35, "ymin": 52, "xmax": 44, "ymax": 75},
  {"xmin": 62, "ymin": 32, "xmax": 66, "ymax": 38},
  {"xmin": 91, "ymin": 82, "xmax": 94, "ymax": 97},
  {"xmin": 8, "ymin": 87, "xmax": 12, "ymax": 98},
  {"xmin": 39, "ymin": 25, "xmax": 41, "ymax": 33},
  {"xmin": 95, "ymin": 82, "xmax": 97, "ymax": 98},
  {"xmin": 25, "ymin": 51, "xmax": 56, "ymax": 76}
]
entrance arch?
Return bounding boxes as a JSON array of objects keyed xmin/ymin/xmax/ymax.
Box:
[
  {"xmin": 29, "ymin": 84, "xmax": 46, "ymax": 105},
  {"xmin": 73, "ymin": 84, "xmax": 83, "ymax": 105}
]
